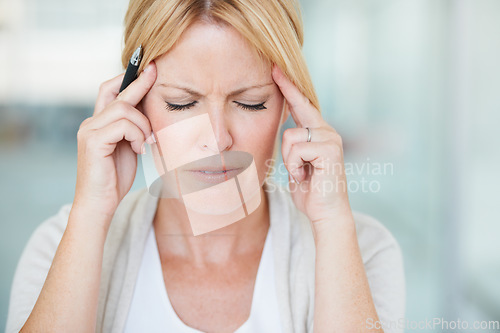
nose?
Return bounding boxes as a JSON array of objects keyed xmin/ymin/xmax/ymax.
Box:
[{"xmin": 201, "ymin": 109, "xmax": 233, "ymax": 153}]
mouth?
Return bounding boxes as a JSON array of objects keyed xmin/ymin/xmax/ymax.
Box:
[
  {"xmin": 189, "ymin": 167, "xmax": 239, "ymax": 173},
  {"xmin": 187, "ymin": 167, "xmax": 243, "ymax": 183},
  {"xmin": 178, "ymin": 151, "xmax": 253, "ymax": 186}
]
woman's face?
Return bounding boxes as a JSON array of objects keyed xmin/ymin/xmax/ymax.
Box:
[{"xmin": 140, "ymin": 21, "xmax": 287, "ymax": 191}]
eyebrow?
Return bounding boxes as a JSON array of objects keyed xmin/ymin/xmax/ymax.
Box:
[{"xmin": 156, "ymin": 82, "xmax": 275, "ymax": 97}]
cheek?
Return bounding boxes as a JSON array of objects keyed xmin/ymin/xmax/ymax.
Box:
[
  {"xmin": 242, "ymin": 104, "xmax": 284, "ymax": 179},
  {"xmin": 238, "ymin": 113, "xmax": 280, "ymax": 149},
  {"xmin": 257, "ymin": 99, "xmax": 284, "ymax": 145}
]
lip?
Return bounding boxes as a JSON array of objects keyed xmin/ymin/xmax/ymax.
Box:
[
  {"xmin": 187, "ymin": 166, "xmax": 239, "ymax": 172},
  {"xmin": 187, "ymin": 168, "xmax": 242, "ymax": 184}
]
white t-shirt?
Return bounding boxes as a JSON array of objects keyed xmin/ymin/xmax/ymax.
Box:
[{"xmin": 123, "ymin": 224, "xmax": 283, "ymax": 333}]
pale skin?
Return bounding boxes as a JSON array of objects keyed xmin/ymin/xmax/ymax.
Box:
[
  {"xmin": 20, "ymin": 21, "xmax": 382, "ymax": 333},
  {"xmin": 141, "ymin": 22, "xmax": 285, "ymax": 332}
]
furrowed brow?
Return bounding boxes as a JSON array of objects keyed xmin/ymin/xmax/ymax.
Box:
[{"xmin": 156, "ymin": 82, "xmax": 274, "ymax": 97}]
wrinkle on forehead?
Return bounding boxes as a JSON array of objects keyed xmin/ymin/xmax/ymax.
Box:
[{"xmin": 153, "ymin": 21, "xmax": 272, "ymax": 96}]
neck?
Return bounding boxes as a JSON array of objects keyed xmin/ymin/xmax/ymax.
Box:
[{"xmin": 153, "ymin": 185, "xmax": 270, "ymax": 266}]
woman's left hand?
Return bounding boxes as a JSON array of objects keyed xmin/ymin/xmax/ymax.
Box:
[{"xmin": 272, "ymin": 64, "xmax": 352, "ymax": 227}]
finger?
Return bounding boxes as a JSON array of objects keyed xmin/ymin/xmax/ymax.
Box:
[
  {"xmin": 281, "ymin": 127, "xmax": 339, "ymax": 164},
  {"xmin": 115, "ymin": 61, "xmax": 157, "ymax": 107},
  {"xmin": 285, "ymin": 140, "xmax": 343, "ymax": 183},
  {"xmin": 87, "ymin": 101, "xmax": 152, "ymax": 143},
  {"xmin": 94, "ymin": 73, "xmax": 125, "ymax": 115},
  {"xmin": 272, "ymin": 64, "xmax": 323, "ymax": 128},
  {"xmin": 90, "ymin": 118, "xmax": 147, "ymax": 156}
]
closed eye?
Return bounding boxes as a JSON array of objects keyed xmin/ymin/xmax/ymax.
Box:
[
  {"xmin": 164, "ymin": 101, "xmax": 198, "ymax": 112},
  {"xmin": 164, "ymin": 101, "xmax": 267, "ymax": 112},
  {"xmin": 234, "ymin": 102, "xmax": 267, "ymax": 111}
]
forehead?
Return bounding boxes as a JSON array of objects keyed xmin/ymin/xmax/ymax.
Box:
[{"xmin": 153, "ymin": 21, "xmax": 270, "ymax": 89}]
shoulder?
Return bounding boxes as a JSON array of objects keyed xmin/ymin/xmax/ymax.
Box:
[
  {"xmin": 265, "ymin": 179, "xmax": 405, "ymax": 331},
  {"xmin": 351, "ymin": 212, "xmax": 406, "ymax": 330},
  {"xmin": 5, "ymin": 202, "xmax": 73, "ymax": 332},
  {"xmin": 5, "ymin": 188, "xmax": 152, "ymax": 333},
  {"xmin": 265, "ymin": 178, "xmax": 403, "ymax": 270},
  {"xmin": 11, "ymin": 201, "xmax": 72, "ymax": 275},
  {"xmin": 21, "ymin": 187, "xmax": 150, "ymax": 248},
  {"xmin": 351, "ymin": 210, "xmax": 402, "ymax": 264},
  {"xmin": 275, "ymin": 185, "xmax": 405, "ymax": 329}
]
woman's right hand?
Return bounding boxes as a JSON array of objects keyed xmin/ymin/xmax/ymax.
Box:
[{"xmin": 72, "ymin": 61, "xmax": 157, "ymax": 227}]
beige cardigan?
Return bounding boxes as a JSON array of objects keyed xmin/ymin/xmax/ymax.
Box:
[{"xmin": 6, "ymin": 178, "xmax": 405, "ymax": 333}]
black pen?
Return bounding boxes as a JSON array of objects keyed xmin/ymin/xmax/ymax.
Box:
[
  {"xmin": 119, "ymin": 45, "xmax": 143, "ymax": 93},
  {"xmin": 121, "ymin": 45, "xmax": 167, "ymax": 174}
]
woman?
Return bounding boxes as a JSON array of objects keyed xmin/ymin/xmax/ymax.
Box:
[{"xmin": 6, "ymin": 0, "xmax": 405, "ymax": 332}]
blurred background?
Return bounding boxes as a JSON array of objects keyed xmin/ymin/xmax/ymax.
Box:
[{"xmin": 1, "ymin": 0, "xmax": 499, "ymax": 331}]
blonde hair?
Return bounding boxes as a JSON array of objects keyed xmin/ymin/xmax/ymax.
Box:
[{"xmin": 121, "ymin": 0, "xmax": 321, "ymax": 179}]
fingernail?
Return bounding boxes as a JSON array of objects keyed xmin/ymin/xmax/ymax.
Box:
[
  {"xmin": 146, "ymin": 132, "xmax": 156, "ymax": 144},
  {"xmin": 289, "ymin": 172, "xmax": 299, "ymax": 184},
  {"xmin": 291, "ymin": 169, "xmax": 300, "ymax": 184},
  {"xmin": 143, "ymin": 63, "xmax": 153, "ymax": 73},
  {"xmin": 141, "ymin": 144, "xmax": 146, "ymax": 155}
]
